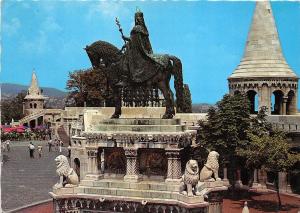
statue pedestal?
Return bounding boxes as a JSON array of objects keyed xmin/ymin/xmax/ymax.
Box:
[{"xmin": 50, "ymin": 118, "xmax": 228, "ymax": 213}]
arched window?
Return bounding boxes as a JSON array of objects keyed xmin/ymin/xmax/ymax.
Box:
[
  {"xmin": 30, "ymin": 103, "xmax": 33, "ymax": 108},
  {"xmin": 34, "ymin": 103, "xmax": 37, "ymax": 109},
  {"xmin": 272, "ymin": 90, "xmax": 284, "ymax": 115},
  {"xmin": 246, "ymin": 90, "xmax": 258, "ymax": 114}
]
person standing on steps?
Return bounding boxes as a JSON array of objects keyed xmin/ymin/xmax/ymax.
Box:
[{"xmin": 28, "ymin": 142, "xmax": 35, "ymax": 158}]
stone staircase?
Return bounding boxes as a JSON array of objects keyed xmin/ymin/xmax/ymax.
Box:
[
  {"xmin": 57, "ymin": 125, "xmax": 70, "ymax": 145},
  {"xmin": 19, "ymin": 110, "xmax": 45, "ymax": 125},
  {"xmin": 58, "ymin": 179, "xmax": 209, "ymax": 204}
]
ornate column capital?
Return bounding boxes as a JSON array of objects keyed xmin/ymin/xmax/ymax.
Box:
[
  {"xmin": 124, "ymin": 147, "xmax": 138, "ymax": 157},
  {"xmin": 87, "ymin": 149, "xmax": 98, "ymax": 158}
]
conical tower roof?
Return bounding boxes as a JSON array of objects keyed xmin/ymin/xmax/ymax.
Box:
[
  {"xmin": 229, "ymin": 1, "xmax": 297, "ymax": 79},
  {"xmin": 24, "ymin": 71, "xmax": 46, "ymax": 100}
]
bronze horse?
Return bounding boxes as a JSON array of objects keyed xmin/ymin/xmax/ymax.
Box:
[{"xmin": 85, "ymin": 40, "xmax": 184, "ymax": 119}]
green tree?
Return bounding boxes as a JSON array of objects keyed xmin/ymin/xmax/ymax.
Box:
[
  {"xmin": 181, "ymin": 84, "xmax": 192, "ymax": 113},
  {"xmin": 197, "ymin": 93, "xmax": 251, "ymax": 165},
  {"xmin": 1, "ymin": 91, "xmax": 26, "ymax": 124},
  {"xmin": 237, "ymin": 130, "xmax": 300, "ymax": 209},
  {"xmin": 66, "ymin": 68, "xmax": 113, "ymax": 107}
]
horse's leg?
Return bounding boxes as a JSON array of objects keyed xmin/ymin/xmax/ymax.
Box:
[
  {"xmin": 157, "ymin": 80, "xmax": 175, "ymax": 119},
  {"xmin": 111, "ymin": 87, "xmax": 121, "ymax": 118}
]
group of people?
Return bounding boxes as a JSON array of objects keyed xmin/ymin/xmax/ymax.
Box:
[
  {"xmin": 28, "ymin": 142, "xmax": 43, "ymax": 158},
  {"xmin": 47, "ymin": 139, "xmax": 64, "ymax": 152},
  {"xmin": 28, "ymin": 138, "xmax": 64, "ymax": 159}
]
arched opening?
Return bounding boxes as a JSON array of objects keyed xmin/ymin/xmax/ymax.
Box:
[
  {"xmin": 287, "ymin": 90, "xmax": 296, "ymax": 115},
  {"xmin": 272, "ymin": 90, "xmax": 284, "ymax": 115},
  {"xmin": 97, "ymin": 148, "xmax": 104, "ymax": 173},
  {"xmin": 34, "ymin": 103, "xmax": 37, "ymax": 109},
  {"xmin": 74, "ymin": 158, "xmax": 80, "ymax": 180},
  {"xmin": 246, "ymin": 90, "xmax": 258, "ymax": 114},
  {"xmin": 30, "ymin": 103, "xmax": 33, "ymax": 108},
  {"xmin": 29, "ymin": 119, "xmax": 36, "ymax": 128}
]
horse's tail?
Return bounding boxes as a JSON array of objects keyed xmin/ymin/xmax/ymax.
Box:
[{"xmin": 169, "ymin": 56, "xmax": 184, "ymax": 113}]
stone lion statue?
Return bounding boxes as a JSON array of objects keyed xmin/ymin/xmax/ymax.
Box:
[
  {"xmin": 53, "ymin": 155, "xmax": 79, "ymax": 189},
  {"xmin": 180, "ymin": 159, "xmax": 200, "ymax": 196},
  {"xmin": 200, "ymin": 151, "xmax": 221, "ymax": 182}
]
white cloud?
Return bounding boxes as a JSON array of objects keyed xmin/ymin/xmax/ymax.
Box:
[
  {"xmin": 3, "ymin": 18, "xmax": 21, "ymax": 36},
  {"xmin": 86, "ymin": 1, "xmax": 129, "ymax": 20}
]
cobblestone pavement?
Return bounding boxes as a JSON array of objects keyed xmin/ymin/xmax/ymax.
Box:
[{"xmin": 1, "ymin": 141, "xmax": 68, "ymax": 211}]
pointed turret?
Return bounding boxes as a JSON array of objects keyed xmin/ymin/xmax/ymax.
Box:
[
  {"xmin": 228, "ymin": 1, "xmax": 298, "ymax": 115},
  {"xmin": 23, "ymin": 71, "xmax": 46, "ymax": 116},
  {"xmin": 24, "ymin": 71, "xmax": 46, "ymax": 100},
  {"xmin": 229, "ymin": 1, "xmax": 297, "ymax": 79}
]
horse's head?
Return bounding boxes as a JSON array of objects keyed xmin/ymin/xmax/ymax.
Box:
[
  {"xmin": 84, "ymin": 45, "xmax": 102, "ymax": 69},
  {"xmin": 84, "ymin": 41, "xmax": 121, "ymax": 70}
]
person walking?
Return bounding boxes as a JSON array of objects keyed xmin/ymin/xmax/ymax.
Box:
[
  {"xmin": 37, "ymin": 145, "xmax": 43, "ymax": 158},
  {"xmin": 28, "ymin": 142, "xmax": 35, "ymax": 158},
  {"xmin": 6, "ymin": 140, "xmax": 10, "ymax": 152}
]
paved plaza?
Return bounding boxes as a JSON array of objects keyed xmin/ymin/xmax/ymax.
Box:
[{"xmin": 1, "ymin": 140, "xmax": 68, "ymax": 211}]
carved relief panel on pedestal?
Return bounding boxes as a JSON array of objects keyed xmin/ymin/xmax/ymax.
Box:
[
  {"xmin": 104, "ymin": 147, "xmax": 126, "ymax": 174},
  {"xmin": 138, "ymin": 149, "xmax": 167, "ymax": 177}
]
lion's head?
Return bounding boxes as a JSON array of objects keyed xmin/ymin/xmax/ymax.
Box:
[
  {"xmin": 184, "ymin": 159, "xmax": 199, "ymax": 185},
  {"xmin": 55, "ymin": 155, "xmax": 71, "ymax": 177},
  {"xmin": 206, "ymin": 151, "xmax": 219, "ymax": 170}
]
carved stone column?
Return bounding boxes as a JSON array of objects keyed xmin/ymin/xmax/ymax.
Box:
[
  {"xmin": 234, "ymin": 169, "xmax": 243, "ymax": 188},
  {"xmin": 223, "ymin": 167, "xmax": 229, "ymax": 185},
  {"xmin": 257, "ymin": 168, "xmax": 267, "ymax": 189},
  {"xmin": 282, "ymin": 97, "xmax": 288, "ymax": 115},
  {"xmin": 85, "ymin": 149, "xmax": 103, "ymax": 180},
  {"xmin": 124, "ymin": 148, "xmax": 140, "ymax": 182},
  {"xmin": 165, "ymin": 149, "xmax": 182, "ymax": 183}
]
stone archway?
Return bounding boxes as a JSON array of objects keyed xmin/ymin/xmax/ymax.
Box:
[
  {"xmin": 29, "ymin": 120, "xmax": 36, "ymax": 128},
  {"xmin": 74, "ymin": 158, "xmax": 80, "ymax": 179},
  {"xmin": 272, "ymin": 90, "xmax": 284, "ymax": 115},
  {"xmin": 287, "ymin": 90, "xmax": 296, "ymax": 115},
  {"xmin": 246, "ymin": 90, "xmax": 258, "ymax": 114}
]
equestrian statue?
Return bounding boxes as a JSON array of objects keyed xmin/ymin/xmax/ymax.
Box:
[{"xmin": 85, "ymin": 10, "xmax": 185, "ymax": 119}]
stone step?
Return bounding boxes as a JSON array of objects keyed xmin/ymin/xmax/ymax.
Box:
[
  {"xmin": 101, "ymin": 118, "xmax": 181, "ymax": 126},
  {"xmin": 75, "ymin": 185, "xmax": 204, "ymax": 203},
  {"xmin": 95, "ymin": 124, "xmax": 186, "ymax": 132},
  {"xmin": 85, "ymin": 179, "xmax": 180, "ymax": 192}
]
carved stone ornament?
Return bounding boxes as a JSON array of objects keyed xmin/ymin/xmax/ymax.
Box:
[
  {"xmin": 199, "ymin": 151, "xmax": 221, "ymax": 182},
  {"xmin": 53, "ymin": 155, "xmax": 79, "ymax": 189},
  {"xmin": 179, "ymin": 159, "xmax": 200, "ymax": 197}
]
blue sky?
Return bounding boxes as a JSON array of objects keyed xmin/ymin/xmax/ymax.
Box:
[{"xmin": 2, "ymin": 1, "xmax": 300, "ymax": 104}]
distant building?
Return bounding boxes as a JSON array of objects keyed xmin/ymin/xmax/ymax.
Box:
[{"xmin": 23, "ymin": 71, "xmax": 46, "ymax": 116}]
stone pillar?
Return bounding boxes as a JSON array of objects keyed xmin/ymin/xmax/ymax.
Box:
[
  {"xmin": 124, "ymin": 148, "xmax": 140, "ymax": 182},
  {"xmin": 278, "ymin": 171, "xmax": 288, "ymax": 193},
  {"xmin": 251, "ymin": 169, "xmax": 260, "ymax": 189},
  {"xmin": 234, "ymin": 169, "xmax": 243, "ymax": 188},
  {"xmin": 165, "ymin": 149, "xmax": 182, "ymax": 183},
  {"xmin": 257, "ymin": 168, "xmax": 267, "ymax": 189},
  {"xmin": 223, "ymin": 167, "xmax": 229, "ymax": 185},
  {"xmin": 282, "ymin": 97, "xmax": 288, "ymax": 115},
  {"xmin": 85, "ymin": 149, "xmax": 102, "ymax": 180}
]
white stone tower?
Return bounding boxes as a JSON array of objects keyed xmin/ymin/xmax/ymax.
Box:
[
  {"xmin": 23, "ymin": 71, "xmax": 46, "ymax": 116},
  {"xmin": 228, "ymin": 1, "xmax": 298, "ymax": 115}
]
